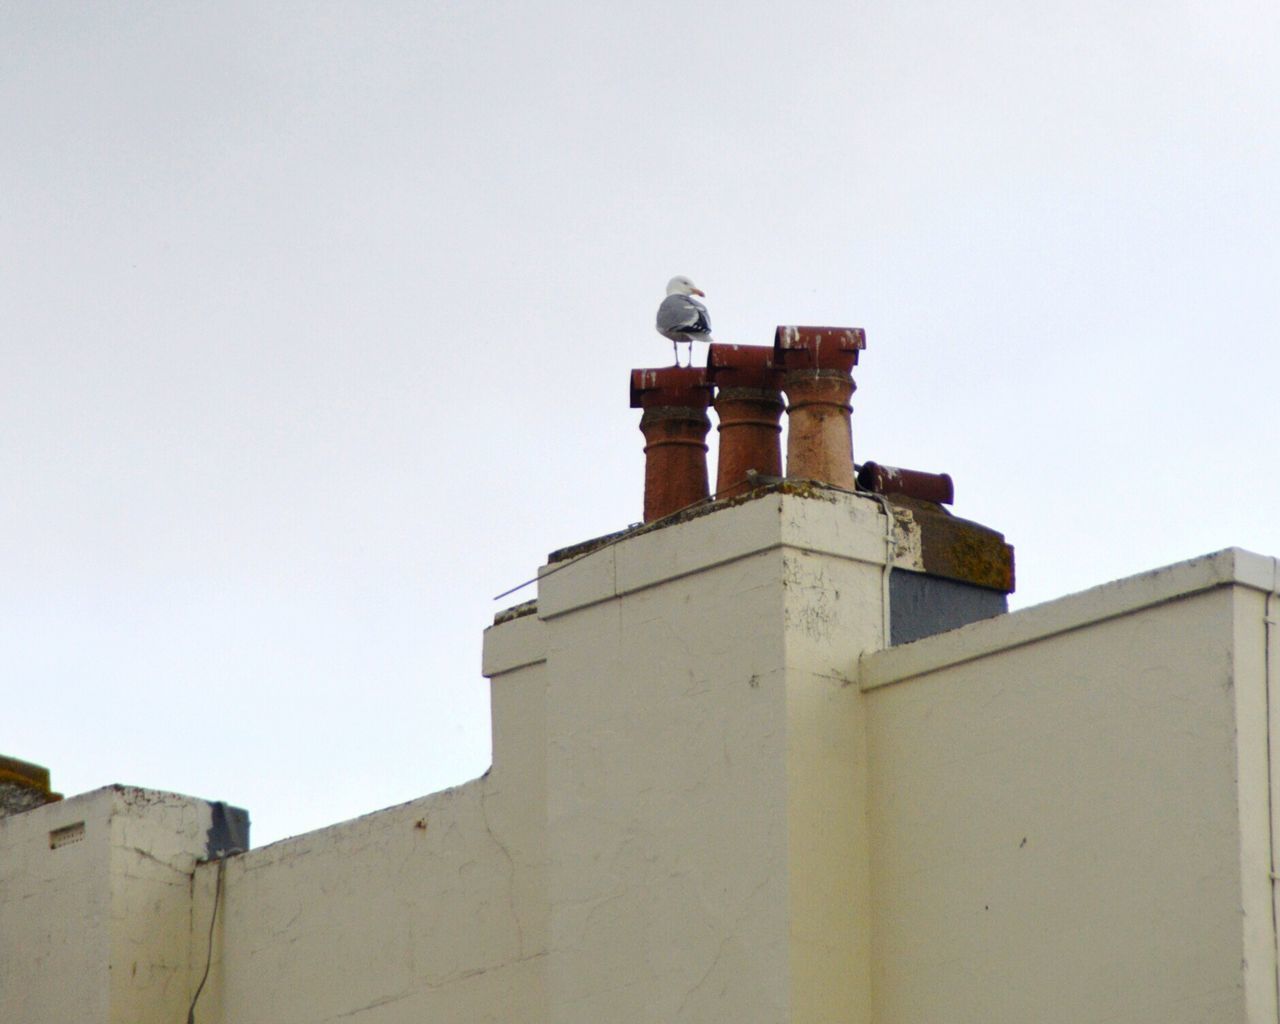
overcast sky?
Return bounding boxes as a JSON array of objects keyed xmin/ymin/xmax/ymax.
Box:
[{"xmin": 4, "ymin": 2, "xmax": 1278, "ymax": 846}]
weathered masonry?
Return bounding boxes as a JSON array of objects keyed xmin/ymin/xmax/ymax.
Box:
[{"xmin": 4, "ymin": 326, "xmax": 1278, "ymax": 1024}]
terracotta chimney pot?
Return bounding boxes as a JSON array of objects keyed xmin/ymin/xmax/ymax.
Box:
[
  {"xmin": 707, "ymin": 344, "xmax": 785, "ymax": 500},
  {"xmin": 773, "ymin": 326, "xmax": 866, "ymax": 488},
  {"xmin": 856, "ymin": 462, "xmax": 955, "ymax": 505},
  {"xmin": 630, "ymin": 367, "xmax": 713, "ymax": 523}
]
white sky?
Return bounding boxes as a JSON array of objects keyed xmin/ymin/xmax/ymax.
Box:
[{"xmin": 4, "ymin": 2, "xmax": 1278, "ymax": 846}]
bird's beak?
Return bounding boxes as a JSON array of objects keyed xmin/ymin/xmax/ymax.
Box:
[{"xmin": 692, "ymin": 288, "xmax": 705, "ymax": 297}]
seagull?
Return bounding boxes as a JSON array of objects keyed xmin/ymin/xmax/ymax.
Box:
[{"xmin": 656, "ymin": 275, "xmax": 713, "ymax": 367}]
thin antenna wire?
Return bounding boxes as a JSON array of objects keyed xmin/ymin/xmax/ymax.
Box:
[
  {"xmin": 493, "ymin": 474, "xmax": 866, "ymax": 603},
  {"xmin": 492, "ymin": 493, "xmax": 715, "ymax": 601}
]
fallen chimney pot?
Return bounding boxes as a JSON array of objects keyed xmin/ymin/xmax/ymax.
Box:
[{"xmin": 857, "ymin": 462, "xmax": 955, "ymax": 505}]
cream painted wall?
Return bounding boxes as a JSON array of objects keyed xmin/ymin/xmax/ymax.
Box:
[
  {"xmin": 6, "ymin": 493, "xmax": 1277, "ymax": 1024},
  {"xmin": 861, "ymin": 552, "xmax": 1280, "ymax": 1024},
  {"xmin": 0, "ymin": 786, "xmax": 217, "ymax": 1024},
  {"xmin": 182, "ymin": 489, "xmax": 898, "ymax": 1024},
  {"xmin": 781, "ymin": 546, "xmax": 881, "ymax": 1024},
  {"xmin": 190, "ymin": 629, "xmax": 552, "ymax": 1024},
  {"xmin": 1, "ymin": 791, "xmax": 112, "ymax": 1024},
  {"xmin": 191, "ymin": 778, "xmax": 546, "ymax": 1024},
  {"xmin": 535, "ymin": 491, "xmax": 892, "ymax": 1024},
  {"xmin": 541, "ymin": 544, "xmax": 793, "ymax": 1022}
]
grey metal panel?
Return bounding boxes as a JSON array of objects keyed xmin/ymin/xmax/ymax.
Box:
[
  {"xmin": 890, "ymin": 569, "xmax": 1007, "ymax": 646},
  {"xmin": 206, "ymin": 801, "xmax": 250, "ymax": 857}
]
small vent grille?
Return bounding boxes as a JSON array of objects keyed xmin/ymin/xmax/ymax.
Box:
[{"xmin": 49, "ymin": 822, "xmax": 85, "ymax": 849}]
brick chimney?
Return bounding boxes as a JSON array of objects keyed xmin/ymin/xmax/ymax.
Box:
[
  {"xmin": 706, "ymin": 344, "xmax": 785, "ymax": 500},
  {"xmin": 630, "ymin": 367, "xmax": 713, "ymax": 522},
  {"xmin": 773, "ymin": 326, "xmax": 865, "ymax": 488}
]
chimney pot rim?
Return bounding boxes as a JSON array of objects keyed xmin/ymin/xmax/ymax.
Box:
[
  {"xmin": 630, "ymin": 366, "xmax": 713, "ymax": 408},
  {"xmin": 773, "ymin": 326, "xmax": 866, "ymax": 370}
]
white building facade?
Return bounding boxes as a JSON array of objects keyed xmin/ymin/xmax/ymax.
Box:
[{"xmin": 4, "ymin": 482, "xmax": 1278, "ymax": 1023}]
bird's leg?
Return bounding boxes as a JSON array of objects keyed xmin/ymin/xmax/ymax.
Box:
[
  {"xmin": 672, "ymin": 339, "xmax": 680, "ymax": 366},
  {"xmin": 686, "ymin": 340, "xmax": 694, "ymax": 368}
]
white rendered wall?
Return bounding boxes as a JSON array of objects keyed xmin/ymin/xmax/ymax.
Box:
[
  {"xmin": 1, "ymin": 791, "xmax": 112, "ymax": 1024},
  {"xmin": 0, "ymin": 786, "xmax": 218, "ymax": 1024},
  {"xmin": 12, "ymin": 494, "xmax": 1274, "ymax": 1024},
  {"xmin": 534, "ymin": 490, "xmax": 891, "ymax": 1024},
  {"xmin": 187, "ymin": 488, "xmax": 899, "ymax": 1024},
  {"xmin": 191, "ymin": 646, "xmax": 551, "ymax": 1024},
  {"xmin": 860, "ymin": 551, "xmax": 1280, "ymax": 1024}
]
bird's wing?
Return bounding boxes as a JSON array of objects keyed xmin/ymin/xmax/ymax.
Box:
[
  {"xmin": 685, "ymin": 296, "xmax": 711, "ymax": 333},
  {"xmin": 656, "ymin": 294, "xmax": 708, "ymax": 333}
]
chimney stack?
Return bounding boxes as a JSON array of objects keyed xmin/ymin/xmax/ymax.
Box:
[
  {"xmin": 773, "ymin": 326, "xmax": 866, "ymax": 488},
  {"xmin": 0, "ymin": 755, "xmax": 61, "ymax": 818},
  {"xmin": 706, "ymin": 344, "xmax": 785, "ymax": 500},
  {"xmin": 630, "ymin": 367, "xmax": 713, "ymax": 522}
]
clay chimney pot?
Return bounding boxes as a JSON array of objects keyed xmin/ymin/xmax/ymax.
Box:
[
  {"xmin": 773, "ymin": 326, "xmax": 866, "ymax": 488},
  {"xmin": 630, "ymin": 367, "xmax": 713, "ymax": 523},
  {"xmin": 707, "ymin": 344, "xmax": 785, "ymax": 500}
]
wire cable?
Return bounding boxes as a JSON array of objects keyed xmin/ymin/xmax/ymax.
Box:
[
  {"xmin": 187, "ymin": 849, "xmax": 242, "ymax": 1024},
  {"xmin": 493, "ymin": 474, "xmax": 879, "ymax": 603}
]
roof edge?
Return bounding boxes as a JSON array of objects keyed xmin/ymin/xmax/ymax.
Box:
[{"xmin": 860, "ymin": 547, "xmax": 1279, "ymax": 691}]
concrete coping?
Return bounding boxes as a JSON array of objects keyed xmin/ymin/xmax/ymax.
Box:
[
  {"xmin": 860, "ymin": 547, "xmax": 1280, "ymax": 692},
  {"xmin": 532, "ymin": 486, "xmax": 890, "ymax": 621},
  {"xmin": 492, "ymin": 599, "xmax": 537, "ymax": 626}
]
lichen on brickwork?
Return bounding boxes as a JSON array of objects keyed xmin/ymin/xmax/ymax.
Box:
[{"xmin": 0, "ymin": 782, "xmax": 51, "ymax": 817}]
